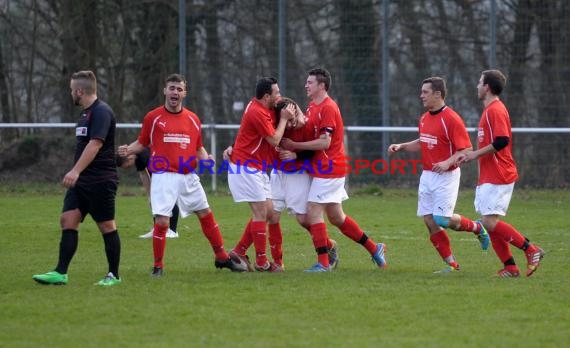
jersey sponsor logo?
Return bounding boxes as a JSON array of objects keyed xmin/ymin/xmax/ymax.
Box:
[
  {"xmin": 419, "ymin": 133, "xmax": 437, "ymax": 149},
  {"xmin": 477, "ymin": 128, "xmax": 484, "ymax": 143},
  {"xmin": 76, "ymin": 127, "xmax": 88, "ymax": 136},
  {"xmin": 163, "ymin": 134, "xmax": 190, "ymax": 143},
  {"xmin": 163, "ymin": 133, "xmax": 190, "ymax": 149}
]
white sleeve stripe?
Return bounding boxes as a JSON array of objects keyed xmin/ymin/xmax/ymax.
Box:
[
  {"xmin": 149, "ymin": 116, "xmax": 162, "ymax": 147},
  {"xmin": 439, "ymin": 117, "xmax": 453, "ymax": 157}
]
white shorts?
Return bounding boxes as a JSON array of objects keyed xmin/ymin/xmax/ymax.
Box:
[
  {"xmin": 474, "ymin": 182, "xmax": 514, "ymax": 216},
  {"xmin": 417, "ymin": 169, "xmax": 460, "ymax": 217},
  {"xmin": 227, "ymin": 162, "xmax": 270, "ymax": 202},
  {"xmin": 151, "ymin": 172, "xmax": 209, "ymax": 218},
  {"xmin": 270, "ymin": 170, "xmax": 312, "ymax": 214},
  {"xmin": 307, "ymin": 177, "xmax": 348, "ymax": 204}
]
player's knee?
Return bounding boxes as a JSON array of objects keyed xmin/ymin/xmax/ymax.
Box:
[
  {"xmin": 328, "ymin": 214, "xmax": 345, "ymax": 227},
  {"xmin": 433, "ymin": 215, "xmax": 450, "ymax": 228}
]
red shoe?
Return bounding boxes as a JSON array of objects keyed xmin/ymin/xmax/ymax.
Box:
[
  {"xmin": 254, "ymin": 261, "xmax": 283, "ymax": 273},
  {"xmin": 497, "ymin": 266, "xmax": 520, "ymax": 278},
  {"xmin": 229, "ymin": 250, "xmax": 254, "ymax": 272},
  {"xmin": 525, "ymin": 246, "xmax": 545, "ymax": 277}
]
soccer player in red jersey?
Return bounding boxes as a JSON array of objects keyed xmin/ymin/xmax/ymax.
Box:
[
  {"xmin": 119, "ymin": 74, "xmax": 247, "ymax": 276},
  {"xmin": 457, "ymin": 70, "xmax": 544, "ymax": 277},
  {"xmin": 389, "ymin": 76, "xmax": 489, "ymax": 273},
  {"xmin": 225, "ymin": 97, "xmax": 339, "ymax": 270},
  {"xmin": 281, "ymin": 68, "xmax": 387, "ymax": 272},
  {"xmin": 226, "ymin": 77, "xmax": 295, "ymax": 272}
]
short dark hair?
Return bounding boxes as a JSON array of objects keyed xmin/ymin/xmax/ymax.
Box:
[
  {"xmin": 165, "ymin": 74, "xmax": 187, "ymax": 90},
  {"xmin": 481, "ymin": 70, "xmax": 506, "ymax": 96},
  {"xmin": 422, "ymin": 76, "xmax": 447, "ymax": 99},
  {"xmin": 308, "ymin": 68, "xmax": 331, "ymax": 91},
  {"xmin": 71, "ymin": 70, "xmax": 97, "ymax": 94},
  {"xmin": 255, "ymin": 77, "xmax": 278, "ymax": 99},
  {"xmin": 275, "ymin": 97, "xmax": 298, "ymax": 114}
]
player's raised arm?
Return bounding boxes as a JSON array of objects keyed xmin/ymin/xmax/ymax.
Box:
[{"xmin": 388, "ymin": 138, "xmax": 421, "ymax": 155}]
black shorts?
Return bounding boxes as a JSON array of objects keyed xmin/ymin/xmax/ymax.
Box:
[{"xmin": 62, "ymin": 181, "xmax": 117, "ymax": 222}]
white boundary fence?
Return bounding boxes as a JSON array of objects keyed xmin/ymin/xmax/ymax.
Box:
[{"xmin": 1, "ymin": 123, "xmax": 569, "ymax": 190}]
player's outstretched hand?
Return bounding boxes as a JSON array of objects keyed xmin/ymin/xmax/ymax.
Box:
[
  {"xmin": 388, "ymin": 143, "xmax": 402, "ymax": 155},
  {"xmin": 456, "ymin": 151, "xmax": 476, "ymax": 166}
]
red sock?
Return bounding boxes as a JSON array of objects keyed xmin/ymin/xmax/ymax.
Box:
[
  {"xmin": 430, "ymin": 230, "xmax": 453, "ymax": 260},
  {"xmin": 309, "ymin": 222, "xmax": 329, "ymax": 267},
  {"xmin": 268, "ymin": 223, "xmax": 283, "ymax": 266},
  {"xmin": 339, "ymin": 216, "xmax": 377, "ymax": 254},
  {"xmin": 489, "ymin": 230, "xmax": 513, "ymax": 264},
  {"xmin": 493, "ymin": 221, "xmax": 526, "ymax": 249},
  {"xmin": 199, "ymin": 212, "xmax": 228, "ymax": 260},
  {"xmin": 153, "ymin": 224, "xmax": 168, "ymax": 268},
  {"xmin": 457, "ymin": 215, "xmax": 479, "ymax": 233},
  {"xmin": 305, "ymin": 224, "xmax": 333, "ymax": 252},
  {"xmin": 250, "ymin": 220, "xmax": 268, "ymax": 267},
  {"xmin": 234, "ymin": 219, "xmax": 253, "ymax": 255}
]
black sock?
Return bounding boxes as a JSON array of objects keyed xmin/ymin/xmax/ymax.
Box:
[
  {"xmin": 504, "ymin": 257, "xmax": 516, "ymax": 267},
  {"xmin": 521, "ymin": 238, "xmax": 530, "ymax": 251},
  {"xmin": 170, "ymin": 204, "xmax": 180, "ymax": 233},
  {"xmin": 55, "ymin": 229, "xmax": 78, "ymax": 274},
  {"xmin": 103, "ymin": 230, "xmax": 121, "ymax": 278}
]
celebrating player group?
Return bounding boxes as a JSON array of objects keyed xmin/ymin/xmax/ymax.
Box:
[{"xmin": 32, "ymin": 67, "xmax": 544, "ymax": 286}]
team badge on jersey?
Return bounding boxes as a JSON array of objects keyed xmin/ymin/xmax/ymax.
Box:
[{"xmin": 76, "ymin": 127, "xmax": 88, "ymax": 136}]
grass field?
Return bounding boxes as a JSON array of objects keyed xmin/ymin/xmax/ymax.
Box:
[{"xmin": 1, "ymin": 186, "xmax": 568, "ymax": 347}]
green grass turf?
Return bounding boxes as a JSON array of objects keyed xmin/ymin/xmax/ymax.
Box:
[{"xmin": 1, "ymin": 187, "xmax": 568, "ymax": 347}]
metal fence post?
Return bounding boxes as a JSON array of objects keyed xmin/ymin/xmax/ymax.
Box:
[{"xmin": 210, "ymin": 125, "xmax": 217, "ymax": 192}]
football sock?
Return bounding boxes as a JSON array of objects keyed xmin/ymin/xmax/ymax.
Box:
[
  {"xmin": 234, "ymin": 219, "xmax": 253, "ymax": 255},
  {"xmin": 102, "ymin": 230, "xmax": 121, "ymax": 278},
  {"xmin": 55, "ymin": 229, "xmax": 78, "ymax": 274},
  {"xmin": 199, "ymin": 211, "xmax": 228, "ymax": 260},
  {"xmin": 337, "ymin": 215, "xmax": 364, "ymax": 241},
  {"xmin": 250, "ymin": 220, "xmax": 268, "ymax": 266},
  {"xmin": 430, "ymin": 229, "xmax": 453, "ymax": 260},
  {"xmin": 268, "ymin": 223, "xmax": 283, "ymax": 266},
  {"xmin": 309, "ymin": 222, "xmax": 329, "ymax": 267},
  {"xmin": 489, "ymin": 229, "xmax": 513, "ymax": 264},
  {"xmin": 454, "ymin": 215, "xmax": 480, "ymax": 234},
  {"xmin": 357, "ymin": 234, "xmax": 378, "ymax": 255},
  {"xmin": 338, "ymin": 216, "xmax": 377, "ymax": 254},
  {"xmin": 153, "ymin": 224, "xmax": 168, "ymax": 268},
  {"xmin": 504, "ymin": 257, "xmax": 517, "ymax": 267},
  {"xmin": 493, "ymin": 221, "xmax": 527, "ymax": 249}
]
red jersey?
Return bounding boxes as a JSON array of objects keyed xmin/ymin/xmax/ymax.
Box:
[
  {"xmin": 277, "ymin": 116, "xmax": 315, "ymax": 172},
  {"xmin": 231, "ymin": 98, "xmax": 277, "ymax": 171},
  {"xmin": 476, "ymin": 99, "xmax": 518, "ymax": 185},
  {"xmin": 306, "ymin": 97, "xmax": 347, "ymax": 178},
  {"xmin": 138, "ymin": 106, "xmax": 203, "ymax": 174},
  {"xmin": 418, "ymin": 106, "xmax": 472, "ymax": 171}
]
